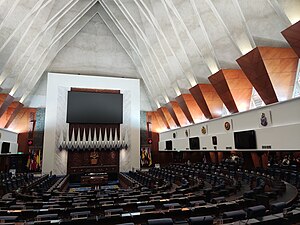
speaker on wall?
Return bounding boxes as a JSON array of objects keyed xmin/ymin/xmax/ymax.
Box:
[{"xmin": 212, "ymin": 136, "xmax": 217, "ymax": 145}]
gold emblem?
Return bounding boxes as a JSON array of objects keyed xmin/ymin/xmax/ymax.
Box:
[
  {"xmin": 224, "ymin": 122, "xmax": 231, "ymax": 130},
  {"xmin": 201, "ymin": 126, "xmax": 206, "ymax": 134},
  {"xmin": 90, "ymin": 150, "xmax": 99, "ymax": 165}
]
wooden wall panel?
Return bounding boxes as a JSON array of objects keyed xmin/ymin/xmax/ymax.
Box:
[
  {"xmin": 237, "ymin": 47, "xmax": 278, "ymax": 105},
  {"xmin": 166, "ymin": 101, "xmax": 189, "ymax": 127},
  {"xmin": 176, "ymin": 94, "xmax": 203, "ymax": 124},
  {"xmin": 209, "ymin": 70, "xmax": 238, "ymax": 114},
  {"xmin": 259, "ymin": 47, "xmax": 298, "ymax": 101},
  {"xmin": 190, "ymin": 84, "xmax": 223, "ymax": 119},
  {"xmin": 282, "ymin": 20, "xmax": 300, "ymax": 58}
]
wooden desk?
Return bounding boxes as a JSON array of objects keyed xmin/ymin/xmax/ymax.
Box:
[
  {"xmin": 80, "ymin": 173, "xmax": 108, "ymax": 186},
  {"xmin": 68, "ymin": 165, "xmax": 118, "ymax": 174}
]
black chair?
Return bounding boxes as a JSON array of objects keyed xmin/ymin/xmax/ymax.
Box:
[
  {"xmin": 190, "ymin": 200, "xmax": 206, "ymax": 207},
  {"xmin": 36, "ymin": 214, "xmax": 58, "ymax": 221},
  {"xmin": 188, "ymin": 216, "xmax": 214, "ymax": 225},
  {"xmin": 104, "ymin": 208, "xmax": 124, "ymax": 216},
  {"xmin": 0, "ymin": 216, "xmax": 18, "ymax": 223},
  {"xmin": 70, "ymin": 211, "xmax": 91, "ymax": 219},
  {"xmin": 270, "ymin": 202, "xmax": 287, "ymax": 214},
  {"xmin": 137, "ymin": 205, "xmax": 156, "ymax": 212},
  {"xmin": 211, "ymin": 196, "xmax": 225, "ymax": 204},
  {"xmin": 247, "ymin": 205, "xmax": 266, "ymax": 218},
  {"xmin": 162, "ymin": 203, "xmax": 181, "ymax": 209},
  {"xmin": 148, "ymin": 218, "xmax": 173, "ymax": 225},
  {"xmin": 116, "ymin": 223, "xmax": 134, "ymax": 225},
  {"xmin": 223, "ymin": 209, "xmax": 246, "ymax": 221}
]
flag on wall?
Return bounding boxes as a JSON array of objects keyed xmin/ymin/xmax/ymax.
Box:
[
  {"xmin": 26, "ymin": 149, "xmax": 42, "ymax": 171},
  {"xmin": 141, "ymin": 147, "xmax": 152, "ymax": 167}
]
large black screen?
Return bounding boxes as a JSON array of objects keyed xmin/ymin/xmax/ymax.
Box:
[
  {"xmin": 234, "ymin": 130, "xmax": 257, "ymax": 149},
  {"xmin": 189, "ymin": 137, "xmax": 200, "ymax": 150},
  {"xmin": 66, "ymin": 91, "xmax": 123, "ymax": 124}
]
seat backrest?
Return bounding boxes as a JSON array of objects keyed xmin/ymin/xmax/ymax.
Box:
[
  {"xmin": 188, "ymin": 216, "xmax": 213, "ymax": 225},
  {"xmin": 148, "ymin": 218, "xmax": 173, "ymax": 225},
  {"xmin": 270, "ymin": 202, "xmax": 287, "ymax": 214},
  {"xmin": 36, "ymin": 214, "xmax": 58, "ymax": 221},
  {"xmin": 70, "ymin": 210, "xmax": 91, "ymax": 218},
  {"xmin": 247, "ymin": 205, "xmax": 266, "ymax": 218},
  {"xmin": 137, "ymin": 205, "xmax": 156, "ymax": 212}
]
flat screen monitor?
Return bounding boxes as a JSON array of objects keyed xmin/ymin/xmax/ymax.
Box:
[
  {"xmin": 1, "ymin": 142, "xmax": 10, "ymax": 154},
  {"xmin": 67, "ymin": 91, "xmax": 123, "ymax": 124},
  {"xmin": 234, "ymin": 130, "xmax": 257, "ymax": 149},
  {"xmin": 166, "ymin": 140, "xmax": 172, "ymax": 150},
  {"xmin": 189, "ymin": 137, "xmax": 200, "ymax": 150}
]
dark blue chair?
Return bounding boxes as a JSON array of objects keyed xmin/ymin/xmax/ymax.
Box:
[
  {"xmin": 188, "ymin": 216, "xmax": 214, "ymax": 225},
  {"xmin": 270, "ymin": 202, "xmax": 287, "ymax": 213},
  {"xmin": 137, "ymin": 205, "xmax": 156, "ymax": 212},
  {"xmin": 247, "ymin": 205, "xmax": 266, "ymax": 218},
  {"xmin": 223, "ymin": 209, "xmax": 246, "ymax": 221},
  {"xmin": 148, "ymin": 218, "xmax": 173, "ymax": 225}
]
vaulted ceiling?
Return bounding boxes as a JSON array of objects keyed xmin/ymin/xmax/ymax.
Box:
[{"xmin": 0, "ymin": 0, "xmax": 299, "ymax": 110}]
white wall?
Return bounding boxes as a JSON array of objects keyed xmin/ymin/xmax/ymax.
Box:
[
  {"xmin": 43, "ymin": 72, "xmax": 140, "ymax": 175},
  {"xmin": 159, "ymin": 97, "xmax": 300, "ymax": 151},
  {"xmin": 0, "ymin": 128, "xmax": 18, "ymax": 154}
]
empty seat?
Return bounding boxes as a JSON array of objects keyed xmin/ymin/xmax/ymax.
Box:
[
  {"xmin": 211, "ymin": 196, "xmax": 225, "ymax": 204},
  {"xmin": 137, "ymin": 205, "xmax": 156, "ymax": 212},
  {"xmin": 188, "ymin": 216, "xmax": 214, "ymax": 225},
  {"xmin": 70, "ymin": 211, "xmax": 91, "ymax": 219},
  {"xmin": 246, "ymin": 205, "xmax": 266, "ymax": 218},
  {"xmin": 190, "ymin": 200, "xmax": 206, "ymax": 207},
  {"xmin": 104, "ymin": 208, "xmax": 123, "ymax": 216},
  {"xmin": 270, "ymin": 202, "xmax": 287, "ymax": 214},
  {"xmin": 36, "ymin": 214, "xmax": 58, "ymax": 221},
  {"xmin": 0, "ymin": 216, "xmax": 18, "ymax": 223},
  {"xmin": 148, "ymin": 218, "xmax": 173, "ymax": 225},
  {"xmin": 223, "ymin": 209, "xmax": 246, "ymax": 221},
  {"xmin": 163, "ymin": 203, "xmax": 181, "ymax": 209},
  {"xmin": 117, "ymin": 223, "xmax": 134, "ymax": 225}
]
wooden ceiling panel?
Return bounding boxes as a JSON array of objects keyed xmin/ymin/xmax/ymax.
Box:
[
  {"xmin": 166, "ymin": 101, "xmax": 189, "ymax": 127},
  {"xmin": 176, "ymin": 94, "xmax": 204, "ymax": 124},
  {"xmin": 259, "ymin": 47, "xmax": 298, "ymax": 101},
  {"xmin": 157, "ymin": 107, "xmax": 170, "ymax": 129},
  {"xmin": 282, "ymin": 20, "xmax": 300, "ymax": 58},
  {"xmin": 153, "ymin": 111, "xmax": 168, "ymax": 132},
  {"xmin": 237, "ymin": 47, "xmax": 278, "ymax": 105},
  {"xmin": 223, "ymin": 70, "xmax": 253, "ymax": 112},
  {"xmin": 209, "ymin": 70, "xmax": 238, "ymax": 114},
  {"xmin": 189, "ymin": 84, "xmax": 223, "ymax": 119},
  {"xmin": 165, "ymin": 102, "xmax": 181, "ymax": 127}
]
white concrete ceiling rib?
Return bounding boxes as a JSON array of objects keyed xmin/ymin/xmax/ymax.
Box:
[{"xmin": 0, "ymin": 0, "xmax": 298, "ymax": 109}]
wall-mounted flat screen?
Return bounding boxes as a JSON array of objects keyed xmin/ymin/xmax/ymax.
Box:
[
  {"xmin": 234, "ymin": 130, "xmax": 257, "ymax": 149},
  {"xmin": 189, "ymin": 137, "xmax": 200, "ymax": 149},
  {"xmin": 67, "ymin": 91, "xmax": 123, "ymax": 124},
  {"xmin": 1, "ymin": 142, "xmax": 10, "ymax": 154},
  {"xmin": 166, "ymin": 140, "xmax": 172, "ymax": 150}
]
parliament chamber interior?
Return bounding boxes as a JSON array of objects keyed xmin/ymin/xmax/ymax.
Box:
[{"xmin": 0, "ymin": 1, "xmax": 300, "ymax": 225}]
